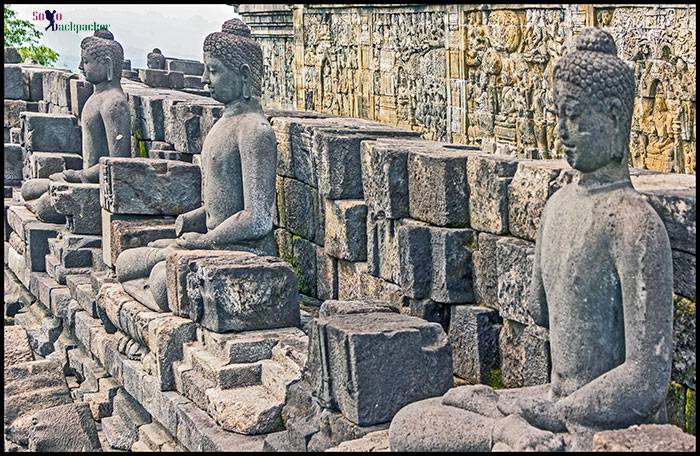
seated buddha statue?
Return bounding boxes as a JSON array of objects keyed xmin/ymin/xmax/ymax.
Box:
[
  {"xmin": 389, "ymin": 28, "xmax": 674, "ymax": 452},
  {"xmin": 114, "ymin": 18, "xmax": 277, "ymax": 311}
]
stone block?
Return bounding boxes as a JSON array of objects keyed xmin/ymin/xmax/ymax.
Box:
[
  {"xmin": 407, "ymin": 148, "xmax": 470, "ymax": 227},
  {"xmin": 8, "ymin": 204, "xmax": 36, "ymax": 240},
  {"xmin": 10, "ymin": 126, "xmax": 21, "ymax": 144},
  {"xmin": 100, "ymin": 157, "xmax": 201, "ymax": 215},
  {"xmin": 28, "ymin": 402, "xmax": 101, "ymax": 452},
  {"xmin": 165, "ymin": 249, "xmax": 257, "ymax": 317},
  {"xmin": 184, "ymin": 254, "xmax": 301, "ymax": 332},
  {"xmin": 168, "ymin": 71, "xmax": 185, "ymax": 89},
  {"xmin": 25, "ymin": 221, "xmax": 62, "ymax": 272},
  {"xmin": 102, "ymin": 211, "xmax": 175, "ymax": 267},
  {"xmin": 672, "ymin": 250, "xmax": 696, "ymax": 300},
  {"xmin": 672, "ymin": 297, "xmax": 695, "ymax": 389},
  {"xmin": 306, "ymin": 312, "xmax": 452, "ymax": 426},
  {"xmin": 366, "ymin": 211, "xmax": 402, "ymax": 285},
  {"xmin": 472, "ymin": 232, "xmax": 501, "ymax": 309},
  {"xmin": 277, "ymin": 176, "xmax": 317, "ymax": 241},
  {"xmin": 184, "ymin": 74, "xmax": 204, "ymax": 90},
  {"xmin": 592, "ymin": 424, "xmax": 696, "ymax": 452},
  {"xmin": 4, "ymin": 143, "xmax": 23, "ymax": 183},
  {"xmin": 467, "ymin": 154, "xmax": 518, "ymax": 234},
  {"xmin": 49, "ymin": 182, "xmax": 101, "ymax": 234},
  {"xmin": 22, "ymin": 67, "xmax": 55, "ymax": 102},
  {"xmin": 102, "ymin": 414, "xmax": 138, "ymax": 450},
  {"xmin": 449, "ymin": 305, "xmax": 501, "ymax": 383},
  {"xmin": 292, "ymin": 235, "xmax": 317, "ymax": 297},
  {"xmin": 406, "ymin": 298, "xmax": 450, "ymax": 330},
  {"xmin": 50, "ymin": 286, "xmax": 72, "ymax": 318},
  {"xmin": 360, "ymin": 140, "xmax": 412, "ymax": 219},
  {"xmin": 496, "ymin": 237, "xmax": 535, "ymax": 325},
  {"xmin": 430, "ymin": 226, "xmax": 474, "ymax": 304},
  {"xmin": 134, "ymin": 94, "xmax": 166, "ymax": 141},
  {"xmin": 27, "ymin": 151, "xmax": 82, "ymax": 178},
  {"xmin": 324, "ymin": 199, "xmax": 368, "ymax": 261},
  {"xmin": 316, "ymin": 246, "xmax": 338, "ymax": 301},
  {"xmin": 21, "ymin": 112, "xmax": 81, "ymax": 153},
  {"xmin": 4, "ymin": 99, "xmax": 26, "ymax": 128},
  {"xmin": 632, "ymin": 172, "xmax": 696, "ymax": 254},
  {"xmin": 508, "ymin": 160, "xmax": 573, "ymax": 241},
  {"xmin": 4, "ymin": 326, "xmax": 34, "ymax": 368},
  {"xmin": 138, "ymin": 68, "xmax": 171, "ymax": 88},
  {"xmin": 146, "ymin": 315, "xmax": 196, "ymax": 391},
  {"xmin": 8, "ymin": 246, "xmax": 30, "ymax": 287},
  {"xmin": 41, "ymin": 69, "xmax": 77, "ymax": 108},
  {"xmin": 397, "ymin": 219, "xmax": 432, "ymax": 299},
  {"xmin": 499, "ymin": 319, "xmax": 550, "ymax": 388},
  {"xmin": 164, "ymin": 101, "xmax": 205, "ymax": 154},
  {"xmin": 74, "ymin": 310, "xmax": 102, "ymax": 351},
  {"xmin": 5, "ymin": 46, "xmax": 22, "ymax": 63},
  {"xmin": 166, "ymin": 59, "xmax": 205, "ymax": 76},
  {"xmin": 69, "ymin": 78, "xmax": 94, "ymax": 118},
  {"xmin": 4, "ymin": 64, "xmax": 26, "ymax": 100}
]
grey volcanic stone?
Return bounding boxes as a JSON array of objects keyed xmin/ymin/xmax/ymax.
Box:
[
  {"xmin": 168, "ymin": 71, "xmax": 185, "ymax": 89},
  {"xmin": 5, "ymin": 46, "xmax": 22, "ymax": 63},
  {"xmin": 397, "ymin": 219, "xmax": 432, "ymax": 299},
  {"xmin": 319, "ymin": 300, "xmax": 397, "ymax": 317},
  {"xmin": 167, "ymin": 58, "xmax": 205, "ymax": 76},
  {"xmin": 407, "ymin": 148, "xmax": 470, "ymax": 227},
  {"xmin": 69, "ymin": 78, "xmax": 94, "ymax": 118},
  {"xmin": 185, "ymin": 254, "xmax": 301, "ymax": 332},
  {"xmin": 5, "ymin": 100, "xmax": 27, "ymax": 128},
  {"xmin": 4, "ymin": 64, "xmax": 26, "ymax": 100},
  {"xmin": 430, "ymin": 226, "xmax": 474, "ymax": 303},
  {"xmin": 324, "ymin": 199, "xmax": 368, "ymax": 261},
  {"xmin": 507, "ymin": 160, "xmax": 573, "ymax": 241},
  {"xmin": 449, "ymin": 305, "xmax": 501, "ymax": 383},
  {"xmin": 25, "ymin": 221, "xmax": 62, "ymax": 272},
  {"xmin": 499, "ymin": 320, "xmax": 550, "ymax": 387},
  {"xmin": 27, "ymin": 151, "xmax": 82, "ymax": 179},
  {"xmin": 277, "ymin": 176, "xmax": 317, "ymax": 241},
  {"xmin": 592, "ymin": 424, "xmax": 696, "ymax": 452},
  {"xmin": 361, "ymin": 140, "xmax": 413, "ymax": 219},
  {"xmin": 21, "ymin": 112, "xmax": 81, "ymax": 153},
  {"xmin": 366, "ymin": 211, "xmax": 401, "ymax": 284},
  {"xmin": 472, "ymin": 232, "xmax": 500, "ymax": 309},
  {"xmin": 672, "ymin": 249, "xmax": 696, "ymax": 300},
  {"xmin": 41, "ymin": 69, "xmax": 77, "ymax": 108},
  {"xmin": 99, "ymin": 157, "xmax": 201, "ymax": 215},
  {"xmin": 102, "ymin": 211, "xmax": 175, "ymax": 267},
  {"xmin": 4, "ymin": 326, "xmax": 34, "ymax": 367},
  {"xmin": 28, "ymin": 402, "xmax": 101, "ymax": 452},
  {"xmin": 306, "ymin": 312, "xmax": 452, "ymax": 426},
  {"xmin": 496, "ymin": 236, "xmax": 535, "ymax": 324},
  {"xmin": 672, "ymin": 297, "xmax": 696, "ymax": 389},
  {"xmin": 467, "ymin": 154, "xmax": 518, "ymax": 234},
  {"xmin": 4, "ymin": 143, "xmax": 23, "ymax": 183},
  {"xmin": 49, "ymin": 182, "xmax": 101, "ymax": 234},
  {"xmin": 139, "ymin": 68, "xmax": 171, "ymax": 88}
]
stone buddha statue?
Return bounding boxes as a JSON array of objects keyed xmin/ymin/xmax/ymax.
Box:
[
  {"xmin": 22, "ymin": 29, "xmax": 130, "ymax": 220},
  {"xmin": 147, "ymin": 47, "xmax": 166, "ymax": 70},
  {"xmin": 115, "ymin": 18, "xmax": 277, "ymax": 311},
  {"xmin": 389, "ymin": 28, "xmax": 674, "ymax": 452}
]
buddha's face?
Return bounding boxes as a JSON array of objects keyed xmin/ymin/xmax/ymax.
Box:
[
  {"xmin": 80, "ymin": 50, "xmax": 110, "ymax": 84},
  {"xmin": 553, "ymin": 79, "xmax": 622, "ymax": 172},
  {"xmin": 203, "ymin": 53, "xmax": 244, "ymax": 104}
]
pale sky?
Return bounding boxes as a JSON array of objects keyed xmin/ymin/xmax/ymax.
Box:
[{"xmin": 9, "ymin": 4, "xmax": 239, "ymax": 71}]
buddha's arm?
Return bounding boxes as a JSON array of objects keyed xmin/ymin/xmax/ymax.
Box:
[
  {"xmin": 81, "ymin": 100, "xmax": 131, "ymax": 183},
  {"xmin": 175, "ymin": 207, "xmax": 207, "ymax": 236},
  {"xmin": 528, "ymin": 209, "xmax": 549, "ymax": 328},
  {"xmin": 207, "ymin": 125, "xmax": 276, "ymax": 246},
  {"xmin": 556, "ymin": 213, "xmax": 673, "ymax": 429}
]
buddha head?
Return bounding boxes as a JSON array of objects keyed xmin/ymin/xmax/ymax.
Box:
[
  {"xmin": 552, "ymin": 28, "xmax": 635, "ymax": 173},
  {"xmin": 79, "ymin": 29, "xmax": 124, "ymax": 84},
  {"xmin": 202, "ymin": 18, "xmax": 263, "ymax": 105}
]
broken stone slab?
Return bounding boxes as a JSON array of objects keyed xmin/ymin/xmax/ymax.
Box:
[
  {"xmin": 165, "ymin": 249, "xmax": 257, "ymax": 316},
  {"xmin": 166, "ymin": 58, "xmax": 205, "ymax": 76},
  {"xmin": 306, "ymin": 311, "xmax": 452, "ymax": 426},
  {"xmin": 467, "ymin": 154, "xmax": 519, "ymax": 234},
  {"xmin": 592, "ymin": 424, "xmax": 695, "ymax": 452},
  {"xmin": 147, "ymin": 315, "xmax": 197, "ymax": 391},
  {"xmin": 184, "ymin": 254, "xmax": 301, "ymax": 332},
  {"xmin": 28, "ymin": 402, "xmax": 101, "ymax": 452},
  {"xmin": 138, "ymin": 68, "xmax": 171, "ymax": 88},
  {"xmin": 319, "ymin": 300, "xmax": 397, "ymax": 317},
  {"xmin": 507, "ymin": 160, "xmax": 574, "ymax": 241},
  {"xmin": 4, "ymin": 143, "xmax": 23, "ymax": 183},
  {"xmin": 21, "ymin": 112, "xmax": 81, "ymax": 153},
  {"xmin": 4, "ymin": 325, "xmax": 34, "ymax": 367},
  {"xmin": 102, "ymin": 210, "xmax": 175, "ymax": 267},
  {"xmin": 499, "ymin": 319, "xmax": 550, "ymax": 388},
  {"xmin": 496, "ymin": 236, "xmax": 535, "ymax": 325},
  {"xmin": 163, "ymin": 101, "xmax": 206, "ymax": 154},
  {"xmin": 102, "ymin": 414, "xmax": 139, "ymax": 450},
  {"xmin": 315, "ymin": 246, "xmax": 337, "ymax": 302},
  {"xmin": 4, "ymin": 64, "xmax": 27, "ymax": 100},
  {"xmin": 49, "ymin": 182, "xmax": 101, "ymax": 234},
  {"xmin": 100, "ymin": 157, "xmax": 201, "ymax": 215},
  {"xmin": 407, "ymin": 147, "xmax": 471, "ymax": 227},
  {"xmin": 27, "ymin": 151, "xmax": 83, "ymax": 179},
  {"xmin": 449, "ymin": 305, "xmax": 501, "ymax": 384},
  {"xmin": 69, "ymin": 78, "xmax": 94, "ymax": 118},
  {"xmin": 631, "ymin": 170, "xmax": 696, "ymax": 254},
  {"xmin": 25, "ymin": 221, "xmax": 63, "ymax": 272},
  {"xmin": 325, "ymin": 430, "xmax": 391, "ymax": 452},
  {"xmin": 324, "ymin": 199, "xmax": 368, "ymax": 261},
  {"xmin": 201, "ymin": 326, "xmax": 307, "ymax": 364},
  {"xmin": 41, "ymin": 69, "xmax": 77, "ymax": 108}
]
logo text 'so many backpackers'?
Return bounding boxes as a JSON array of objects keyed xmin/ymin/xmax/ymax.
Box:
[
  {"xmin": 33, "ymin": 10, "xmax": 62, "ymax": 31},
  {"xmin": 32, "ymin": 10, "xmax": 111, "ymax": 34}
]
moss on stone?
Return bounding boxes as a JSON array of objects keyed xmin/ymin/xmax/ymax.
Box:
[
  {"xmin": 466, "ymin": 231, "xmax": 479, "ymax": 251},
  {"xmin": 685, "ymin": 388, "xmax": 696, "ymax": 435},
  {"xmin": 667, "ymin": 381, "xmax": 688, "ymax": 429},
  {"xmin": 674, "ymin": 294, "xmax": 696, "ymax": 317},
  {"xmin": 486, "ymin": 368, "xmax": 504, "ymax": 390}
]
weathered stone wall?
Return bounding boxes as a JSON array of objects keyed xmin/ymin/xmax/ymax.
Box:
[{"xmin": 238, "ymin": 4, "xmax": 696, "ymax": 174}]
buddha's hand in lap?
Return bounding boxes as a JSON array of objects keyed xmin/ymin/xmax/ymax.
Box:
[
  {"xmin": 492, "ymin": 414, "xmax": 565, "ymax": 452},
  {"xmin": 61, "ymin": 169, "xmax": 83, "ymax": 183},
  {"xmin": 176, "ymin": 232, "xmax": 214, "ymax": 250},
  {"xmin": 498, "ymin": 396, "xmax": 567, "ymax": 433}
]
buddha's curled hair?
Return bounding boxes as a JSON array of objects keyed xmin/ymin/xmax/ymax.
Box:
[
  {"xmin": 203, "ymin": 18, "xmax": 263, "ymax": 97},
  {"xmin": 553, "ymin": 28, "xmax": 635, "ymax": 134},
  {"xmin": 80, "ymin": 29, "xmax": 123, "ymax": 76}
]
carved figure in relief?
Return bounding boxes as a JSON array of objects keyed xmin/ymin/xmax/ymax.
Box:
[
  {"xmin": 115, "ymin": 19, "xmax": 277, "ymax": 311},
  {"xmin": 390, "ymin": 29, "xmax": 673, "ymax": 452}
]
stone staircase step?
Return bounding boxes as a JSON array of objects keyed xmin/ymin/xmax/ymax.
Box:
[
  {"xmin": 101, "ymin": 415, "xmax": 138, "ymax": 451},
  {"xmin": 179, "ymin": 366, "xmax": 215, "ymax": 410},
  {"xmin": 203, "ymin": 327, "xmax": 305, "ymax": 364},
  {"xmin": 138, "ymin": 422, "xmax": 183, "ymax": 451},
  {"xmin": 190, "ymin": 346, "xmax": 262, "ymax": 389},
  {"xmin": 260, "ymin": 358, "xmax": 303, "ymax": 402},
  {"xmin": 206, "ymin": 384, "xmax": 285, "ymax": 435},
  {"xmin": 129, "ymin": 440, "xmax": 150, "ymax": 452}
]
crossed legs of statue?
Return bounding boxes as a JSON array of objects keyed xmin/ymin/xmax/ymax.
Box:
[{"xmin": 389, "ymin": 383, "xmax": 569, "ymax": 452}]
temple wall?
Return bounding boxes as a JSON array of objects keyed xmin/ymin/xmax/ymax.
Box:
[
  {"xmin": 4, "ymin": 51, "xmax": 696, "ymax": 448},
  {"xmin": 237, "ymin": 4, "xmax": 696, "ymax": 174}
]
